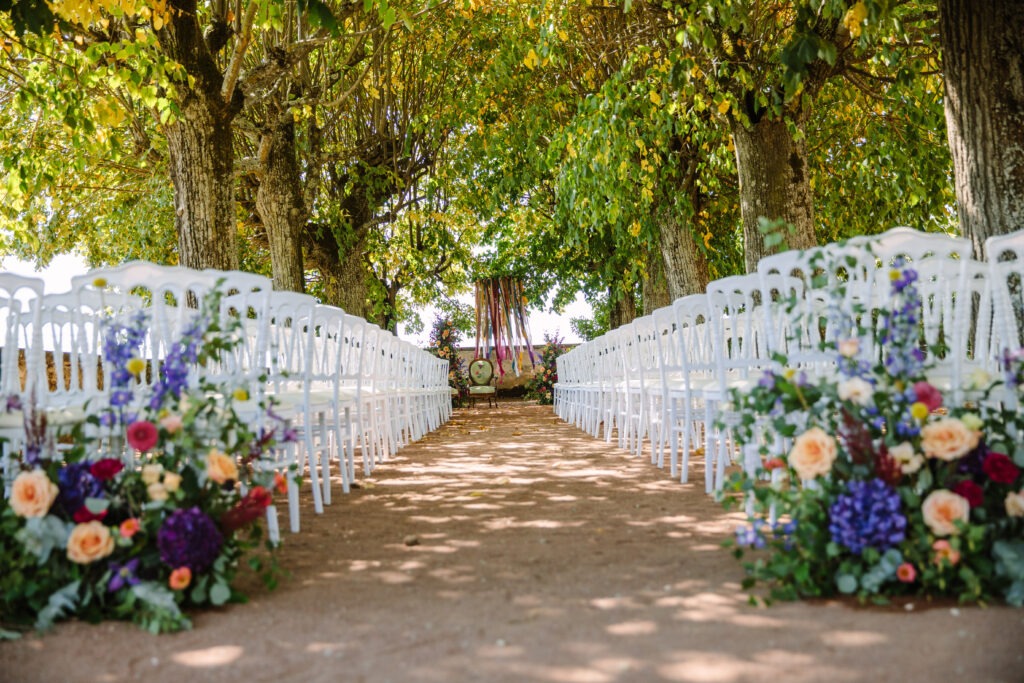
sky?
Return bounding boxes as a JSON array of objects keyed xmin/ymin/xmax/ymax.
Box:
[{"xmin": 3, "ymin": 253, "xmax": 590, "ymax": 348}]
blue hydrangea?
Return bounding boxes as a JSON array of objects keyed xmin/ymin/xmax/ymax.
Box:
[{"xmin": 829, "ymin": 479, "xmax": 906, "ymax": 555}]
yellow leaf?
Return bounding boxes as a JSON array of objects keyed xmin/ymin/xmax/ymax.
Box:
[
  {"xmin": 717, "ymin": 99, "xmax": 730, "ymax": 114},
  {"xmin": 649, "ymin": 91, "xmax": 662, "ymax": 106},
  {"xmin": 152, "ymin": 13, "xmax": 163, "ymax": 30},
  {"xmin": 844, "ymin": 2, "xmax": 867, "ymax": 37},
  {"xmin": 557, "ymin": 29, "xmax": 568, "ymax": 41},
  {"xmin": 523, "ymin": 48, "xmax": 538, "ymax": 71}
]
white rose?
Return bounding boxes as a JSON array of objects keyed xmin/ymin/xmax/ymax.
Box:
[
  {"xmin": 837, "ymin": 377, "xmax": 874, "ymax": 406},
  {"xmin": 966, "ymin": 368, "xmax": 992, "ymax": 391},
  {"xmin": 889, "ymin": 441, "xmax": 924, "ymax": 474}
]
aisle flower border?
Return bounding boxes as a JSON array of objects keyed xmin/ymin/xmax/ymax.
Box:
[
  {"xmin": 720, "ymin": 254, "xmax": 1024, "ymax": 606},
  {"xmin": 1, "ymin": 283, "xmax": 294, "ymax": 635}
]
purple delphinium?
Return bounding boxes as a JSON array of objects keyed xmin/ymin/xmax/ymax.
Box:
[
  {"xmin": 108, "ymin": 558, "xmax": 141, "ymax": 592},
  {"xmin": 1003, "ymin": 348, "xmax": 1024, "ymax": 390},
  {"xmin": 149, "ymin": 315, "xmax": 206, "ymax": 410},
  {"xmin": 829, "ymin": 479, "xmax": 906, "ymax": 555},
  {"xmin": 57, "ymin": 462, "xmax": 104, "ymax": 515},
  {"xmin": 101, "ymin": 310, "xmax": 148, "ymax": 424},
  {"xmin": 878, "ymin": 262, "xmax": 925, "ymax": 380},
  {"xmin": 758, "ymin": 371, "xmax": 776, "ymax": 390},
  {"xmin": 157, "ymin": 507, "xmax": 223, "ymax": 573},
  {"xmin": 735, "ymin": 520, "xmax": 768, "ymax": 549}
]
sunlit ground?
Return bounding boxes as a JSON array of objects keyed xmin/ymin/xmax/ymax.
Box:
[{"xmin": 2, "ymin": 400, "xmax": 1022, "ymax": 682}]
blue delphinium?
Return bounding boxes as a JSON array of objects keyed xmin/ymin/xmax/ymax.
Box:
[
  {"xmin": 100, "ymin": 310, "xmax": 148, "ymax": 424},
  {"xmin": 878, "ymin": 261, "xmax": 925, "ymax": 380},
  {"xmin": 829, "ymin": 479, "xmax": 906, "ymax": 555},
  {"xmin": 149, "ymin": 314, "xmax": 206, "ymax": 410}
]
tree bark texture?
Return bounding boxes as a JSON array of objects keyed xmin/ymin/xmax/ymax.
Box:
[
  {"xmin": 608, "ymin": 285, "xmax": 637, "ymax": 330},
  {"xmin": 656, "ymin": 206, "xmax": 710, "ymax": 300},
  {"xmin": 642, "ymin": 246, "xmax": 671, "ymax": 315},
  {"xmin": 256, "ymin": 115, "xmax": 306, "ymax": 292},
  {"xmin": 938, "ymin": 0, "xmax": 1024, "ymax": 256},
  {"xmin": 322, "ymin": 237, "xmax": 372, "ymax": 319},
  {"xmin": 162, "ymin": 0, "xmax": 240, "ymax": 271},
  {"xmin": 732, "ymin": 117, "xmax": 818, "ymax": 273}
]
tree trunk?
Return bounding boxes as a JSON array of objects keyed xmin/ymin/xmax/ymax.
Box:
[
  {"xmin": 160, "ymin": 0, "xmax": 241, "ymax": 271},
  {"xmin": 642, "ymin": 246, "xmax": 671, "ymax": 314},
  {"xmin": 732, "ymin": 117, "xmax": 818, "ymax": 273},
  {"xmin": 320, "ymin": 238, "xmax": 372, "ymax": 319},
  {"xmin": 656, "ymin": 205, "xmax": 710, "ymax": 300},
  {"xmin": 166, "ymin": 93, "xmax": 239, "ymax": 271},
  {"xmin": 256, "ymin": 114, "xmax": 306, "ymax": 292},
  {"xmin": 608, "ymin": 285, "xmax": 637, "ymax": 329},
  {"xmin": 938, "ymin": 0, "xmax": 1024, "ymax": 256}
]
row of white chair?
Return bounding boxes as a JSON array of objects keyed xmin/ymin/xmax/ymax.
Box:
[
  {"xmin": 0, "ymin": 261, "xmax": 453, "ymax": 536},
  {"xmin": 554, "ymin": 227, "xmax": 1024, "ymax": 492}
]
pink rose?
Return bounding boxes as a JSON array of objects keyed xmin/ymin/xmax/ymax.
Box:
[
  {"xmin": 912, "ymin": 381, "xmax": 942, "ymax": 412},
  {"xmin": 921, "ymin": 489, "xmax": 970, "ymax": 536},
  {"xmin": 896, "ymin": 563, "xmax": 916, "ymax": 583},
  {"xmin": 787, "ymin": 427, "xmax": 837, "ymax": 480},
  {"xmin": 126, "ymin": 420, "xmax": 158, "ymax": 452},
  {"xmin": 159, "ymin": 414, "xmax": 184, "ymax": 434}
]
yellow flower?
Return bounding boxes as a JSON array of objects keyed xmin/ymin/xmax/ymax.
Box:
[
  {"xmin": 141, "ymin": 463, "xmax": 164, "ymax": 485},
  {"xmin": 126, "ymin": 357, "xmax": 145, "ymax": 375},
  {"xmin": 162, "ymin": 471, "xmax": 182, "ymax": 492},
  {"xmin": 910, "ymin": 402, "xmax": 929, "ymax": 421},
  {"xmin": 206, "ymin": 449, "xmax": 239, "ymax": 484},
  {"xmin": 889, "ymin": 269, "xmax": 901, "ymax": 281},
  {"xmin": 783, "ymin": 368, "xmax": 796, "ymax": 380},
  {"xmin": 233, "ymin": 388, "xmax": 249, "ymax": 402},
  {"xmin": 92, "ymin": 277, "xmax": 107, "ymax": 288}
]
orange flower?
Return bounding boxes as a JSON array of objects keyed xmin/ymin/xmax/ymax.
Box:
[
  {"xmin": 932, "ymin": 540, "xmax": 961, "ymax": 567},
  {"xmin": 206, "ymin": 449, "xmax": 239, "ymax": 484},
  {"xmin": 274, "ymin": 472, "xmax": 288, "ymax": 495},
  {"xmin": 119, "ymin": 518, "xmax": 142, "ymax": 539},
  {"xmin": 169, "ymin": 566, "xmax": 192, "ymax": 590},
  {"xmin": 10, "ymin": 469, "xmax": 58, "ymax": 518}
]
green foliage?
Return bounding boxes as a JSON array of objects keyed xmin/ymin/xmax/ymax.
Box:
[{"xmin": 429, "ymin": 314, "xmax": 468, "ymax": 398}]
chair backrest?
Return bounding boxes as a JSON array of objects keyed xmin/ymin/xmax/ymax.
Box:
[
  {"xmin": 706, "ymin": 273, "xmax": 771, "ymax": 382},
  {"xmin": 0, "ymin": 274, "xmax": 44, "ymax": 398},
  {"xmin": 985, "ymin": 229, "xmax": 1024, "ymax": 354},
  {"xmin": 468, "ymin": 358, "xmax": 494, "ymax": 386}
]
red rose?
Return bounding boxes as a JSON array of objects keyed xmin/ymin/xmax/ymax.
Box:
[
  {"xmin": 90, "ymin": 458, "xmax": 124, "ymax": 481},
  {"xmin": 220, "ymin": 486, "xmax": 273, "ymax": 533},
  {"xmin": 912, "ymin": 381, "xmax": 943, "ymax": 412},
  {"xmin": 983, "ymin": 452, "xmax": 1020, "ymax": 484},
  {"xmin": 73, "ymin": 506, "xmax": 108, "ymax": 523},
  {"xmin": 126, "ymin": 420, "xmax": 158, "ymax": 452},
  {"xmin": 952, "ymin": 480, "xmax": 984, "ymax": 507}
]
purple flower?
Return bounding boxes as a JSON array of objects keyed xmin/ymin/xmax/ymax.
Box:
[
  {"xmin": 57, "ymin": 462, "xmax": 103, "ymax": 515},
  {"xmin": 735, "ymin": 521, "xmax": 767, "ymax": 549},
  {"xmin": 758, "ymin": 372, "xmax": 776, "ymax": 389},
  {"xmin": 829, "ymin": 479, "xmax": 906, "ymax": 555},
  {"xmin": 110, "ymin": 390, "xmax": 133, "ymax": 407},
  {"xmin": 108, "ymin": 558, "xmax": 140, "ymax": 592},
  {"xmin": 4, "ymin": 394, "xmax": 22, "ymax": 412},
  {"xmin": 157, "ymin": 507, "xmax": 223, "ymax": 573}
]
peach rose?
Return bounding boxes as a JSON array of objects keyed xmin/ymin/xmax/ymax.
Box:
[
  {"xmin": 788, "ymin": 427, "xmax": 837, "ymax": 480},
  {"xmin": 147, "ymin": 482, "xmax": 169, "ymax": 501},
  {"xmin": 1005, "ymin": 490, "xmax": 1024, "ymax": 518},
  {"xmin": 921, "ymin": 489, "xmax": 970, "ymax": 536},
  {"xmin": 920, "ymin": 417, "xmax": 980, "ymax": 461},
  {"xmin": 206, "ymin": 449, "xmax": 238, "ymax": 484},
  {"xmin": 10, "ymin": 469, "xmax": 59, "ymax": 518},
  {"xmin": 932, "ymin": 539, "xmax": 961, "ymax": 566},
  {"xmin": 66, "ymin": 521, "xmax": 115, "ymax": 564}
]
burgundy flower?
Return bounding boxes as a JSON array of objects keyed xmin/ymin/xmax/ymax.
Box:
[
  {"xmin": 952, "ymin": 480, "xmax": 984, "ymax": 508},
  {"xmin": 126, "ymin": 420, "xmax": 158, "ymax": 452},
  {"xmin": 90, "ymin": 458, "xmax": 124, "ymax": 481},
  {"xmin": 220, "ymin": 488, "xmax": 272, "ymax": 534},
  {"xmin": 73, "ymin": 506, "xmax": 108, "ymax": 523},
  {"xmin": 912, "ymin": 381, "xmax": 943, "ymax": 412},
  {"xmin": 983, "ymin": 452, "xmax": 1020, "ymax": 484}
]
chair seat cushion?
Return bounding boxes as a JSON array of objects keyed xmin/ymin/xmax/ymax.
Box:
[{"xmin": 469, "ymin": 386, "xmax": 496, "ymax": 395}]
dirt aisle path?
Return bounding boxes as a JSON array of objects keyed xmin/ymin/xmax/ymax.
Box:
[{"xmin": 3, "ymin": 401, "xmax": 1022, "ymax": 683}]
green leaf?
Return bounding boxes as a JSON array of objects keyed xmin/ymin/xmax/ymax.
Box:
[{"xmin": 209, "ymin": 582, "xmax": 231, "ymax": 606}]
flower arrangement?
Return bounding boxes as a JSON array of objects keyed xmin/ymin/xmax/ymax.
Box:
[
  {"xmin": 429, "ymin": 315, "xmax": 468, "ymax": 402},
  {"xmin": 1, "ymin": 285, "xmax": 293, "ymax": 634},
  {"xmin": 723, "ymin": 257, "xmax": 1024, "ymax": 606},
  {"xmin": 525, "ymin": 334, "xmax": 565, "ymax": 406}
]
